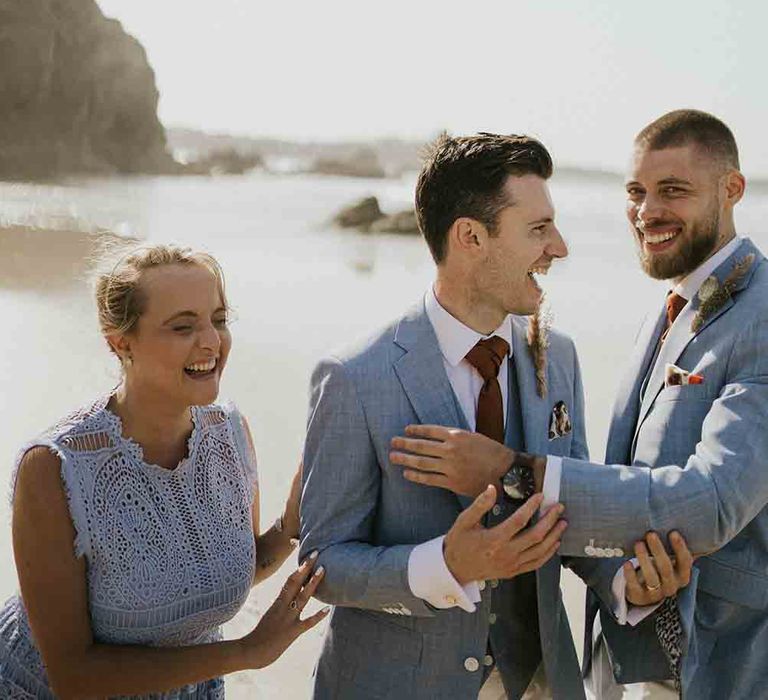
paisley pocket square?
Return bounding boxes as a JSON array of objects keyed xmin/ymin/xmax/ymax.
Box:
[
  {"xmin": 665, "ymin": 363, "xmax": 704, "ymax": 387},
  {"xmin": 548, "ymin": 400, "xmax": 572, "ymax": 440}
]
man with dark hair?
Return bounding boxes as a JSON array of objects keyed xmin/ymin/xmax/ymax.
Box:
[
  {"xmin": 392, "ymin": 109, "xmax": 768, "ymax": 698},
  {"xmin": 416, "ymin": 133, "xmax": 554, "ymax": 264},
  {"xmin": 301, "ymin": 132, "xmax": 659, "ymax": 698}
]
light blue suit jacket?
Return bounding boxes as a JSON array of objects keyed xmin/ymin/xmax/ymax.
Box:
[
  {"xmin": 558, "ymin": 239, "xmax": 768, "ymax": 697},
  {"xmin": 300, "ymin": 301, "xmax": 597, "ymax": 699}
]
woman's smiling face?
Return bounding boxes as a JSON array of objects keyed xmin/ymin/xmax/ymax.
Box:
[{"xmin": 114, "ymin": 262, "xmax": 232, "ymax": 408}]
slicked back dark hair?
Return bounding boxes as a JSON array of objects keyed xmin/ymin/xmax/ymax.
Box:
[
  {"xmin": 636, "ymin": 109, "xmax": 740, "ymax": 170},
  {"xmin": 415, "ymin": 132, "xmax": 553, "ymax": 263}
]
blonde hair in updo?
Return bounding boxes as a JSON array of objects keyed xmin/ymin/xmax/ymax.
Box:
[{"xmin": 95, "ymin": 244, "xmax": 229, "ymax": 345}]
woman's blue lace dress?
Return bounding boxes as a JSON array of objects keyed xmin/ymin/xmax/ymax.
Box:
[{"xmin": 0, "ymin": 395, "xmax": 258, "ymax": 698}]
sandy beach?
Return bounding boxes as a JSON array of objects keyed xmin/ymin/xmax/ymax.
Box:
[{"xmin": 6, "ymin": 167, "xmax": 761, "ymax": 696}]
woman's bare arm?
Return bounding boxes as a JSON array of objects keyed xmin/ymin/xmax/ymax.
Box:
[{"xmin": 12, "ymin": 446, "xmax": 326, "ymax": 699}]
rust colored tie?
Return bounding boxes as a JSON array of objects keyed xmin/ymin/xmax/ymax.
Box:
[
  {"xmin": 660, "ymin": 292, "xmax": 687, "ymax": 344},
  {"xmin": 656, "ymin": 289, "xmax": 689, "ymax": 694},
  {"xmin": 465, "ymin": 336, "xmax": 510, "ymax": 443}
]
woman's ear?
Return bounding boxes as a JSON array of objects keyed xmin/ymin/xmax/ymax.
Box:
[{"xmin": 107, "ymin": 333, "xmax": 132, "ymax": 365}]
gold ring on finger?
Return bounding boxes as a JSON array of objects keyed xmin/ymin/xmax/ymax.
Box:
[{"xmin": 644, "ymin": 582, "xmax": 662, "ymax": 593}]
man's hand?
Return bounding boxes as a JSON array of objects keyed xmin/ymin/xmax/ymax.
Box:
[
  {"xmin": 443, "ymin": 486, "xmax": 567, "ymax": 585},
  {"xmin": 624, "ymin": 531, "xmax": 693, "ymax": 606},
  {"xmin": 390, "ymin": 425, "xmax": 515, "ymax": 497}
]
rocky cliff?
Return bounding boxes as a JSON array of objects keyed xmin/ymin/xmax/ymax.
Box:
[{"xmin": 0, "ymin": 0, "xmax": 174, "ymax": 179}]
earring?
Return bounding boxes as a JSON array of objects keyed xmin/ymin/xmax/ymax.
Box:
[{"xmin": 124, "ymin": 355, "xmax": 133, "ymax": 367}]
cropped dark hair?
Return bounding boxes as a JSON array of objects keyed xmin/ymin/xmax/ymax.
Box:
[
  {"xmin": 415, "ymin": 132, "xmax": 553, "ymax": 263},
  {"xmin": 635, "ymin": 109, "xmax": 740, "ymax": 170}
]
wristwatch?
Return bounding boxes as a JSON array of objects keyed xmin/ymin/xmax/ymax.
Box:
[{"xmin": 501, "ymin": 462, "xmax": 535, "ymax": 501}]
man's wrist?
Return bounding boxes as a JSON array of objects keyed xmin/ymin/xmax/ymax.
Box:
[
  {"xmin": 491, "ymin": 447, "xmax": 516, "ymax": 482},
  {"xmin": 442, "ymin": 537, "xmax": 470, "ymax": 587}
]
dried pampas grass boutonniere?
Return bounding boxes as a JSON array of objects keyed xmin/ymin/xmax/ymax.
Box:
[
  {"xmin": 692, "ymin": 253, "xmax": 755, "ymax": 332},
  {"xmin": 527, "ymin": 296, "xmax": 553, "ymax": 398}
]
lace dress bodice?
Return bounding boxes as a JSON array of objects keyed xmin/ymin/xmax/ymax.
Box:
[{"xmin": 0, "ymin": 395, "xmax": 258, "ymax": 699}]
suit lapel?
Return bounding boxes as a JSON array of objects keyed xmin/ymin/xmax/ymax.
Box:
[
  {"xmin": 393, "ymin": 301, "xmax": 471, "ymax": 509},
  {"xmin": 393, "ymin": 302, "xmax": 467, "ymax": 432},
  {"xmin": 634, "ymin": 239, "xmax": 762, "ymax": 443},
  {"xmin": 606, "ymin": 307, "xmax": 666, "ymax": 464},
  {"xmin": 509, "ymin": 317, "xmax": 550, "ymax": 457},
  {"xmin": 507, "ymin": 318, "xmax": 562, "ymax": 611}
]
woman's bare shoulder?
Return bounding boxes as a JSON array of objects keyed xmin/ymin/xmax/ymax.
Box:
[{"xmin": 14, "ymin": 445, "xmax": 65, "ymax": 502}]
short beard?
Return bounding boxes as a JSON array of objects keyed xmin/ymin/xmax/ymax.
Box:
[{"xmin": 637, "ymin": 210, "xmax": 720, "ymax": 281}]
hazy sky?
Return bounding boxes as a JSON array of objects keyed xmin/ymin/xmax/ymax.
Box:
[{"xmin": 97, "ymin": 1, "xmax": 768, "ymax": 175}]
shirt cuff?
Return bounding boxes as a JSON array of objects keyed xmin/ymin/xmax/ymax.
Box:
[
  {"xmin": 611, "ymin": 557, "xmax": 664, "ymax": 626},
  {"xmin": 541, "ymin": 455, "xmax": 562, "ymax": 511},
  {"xmin": 407, "ymin": 535, "xmax": 481, "ymax": 612}
]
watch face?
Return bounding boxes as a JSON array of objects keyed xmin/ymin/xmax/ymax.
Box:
[
  {"xmin": 502, "ymin": 465, "xmax": 534, "ymax": 501},
  {"xmin": 502, "ymin": 479, "xmax": 527, "ymax": 500}
]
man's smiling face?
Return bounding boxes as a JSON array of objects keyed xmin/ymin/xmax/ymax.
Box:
[
  {"xmin": 625, "ymin": 144, "xmax": 726, "ymax": 281},
  {"xmin": 480, "ymin": 174, "xmax": 568, "ymax": 316}
]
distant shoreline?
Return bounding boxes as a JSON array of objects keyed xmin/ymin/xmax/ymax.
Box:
[{"xmin": 165, "ymin": 127, "xmax": 768, "ymax": 186}]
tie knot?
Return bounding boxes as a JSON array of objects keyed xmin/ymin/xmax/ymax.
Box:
[
  {"xmin": 465, "ymin": 336, "xmax": 509, "ymax": 381},
  {"xmin": 666, "ymin": 292, "xmax": 687, "ymax": 326}
]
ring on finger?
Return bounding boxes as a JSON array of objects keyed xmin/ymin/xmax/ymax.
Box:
[{"xmin": 644, "ymin": 581, "xmax": 662, "ymax": 593}]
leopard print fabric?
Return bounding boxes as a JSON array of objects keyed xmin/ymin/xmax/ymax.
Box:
[{"xmin": 655, "ymin": 596, "xmax": 683, "ymax": 696}]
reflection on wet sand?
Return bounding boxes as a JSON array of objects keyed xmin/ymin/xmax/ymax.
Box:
[{"xmin": 0, "ymin": 226, "xmax": 136, "ymax": 291}]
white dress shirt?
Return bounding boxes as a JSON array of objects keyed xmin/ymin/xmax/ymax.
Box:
[
  {"xmin": 407, "ymin": 288, "xmax": 561, "ymax": 612},
  {"xmin": 610, "ymin": 236, "xmax": 742, "ymax": 625}
]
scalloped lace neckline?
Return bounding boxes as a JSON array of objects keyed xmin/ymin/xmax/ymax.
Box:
[{"xmin": 99, "ymin": 394, "xmax": 201, "ymax": 474}]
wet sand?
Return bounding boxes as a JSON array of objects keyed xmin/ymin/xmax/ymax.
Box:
[
  {"xmin": 0, "ymin": 208, "xmax": 683, "ymax": 699},
  {"xmin": 0, "ymin": 225, "xmax": 135, "ymax": 291}
]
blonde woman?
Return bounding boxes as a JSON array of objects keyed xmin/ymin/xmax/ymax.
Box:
[{"xmin": 0, "ymin": 245, "xmax": 327, "ymax": 698}]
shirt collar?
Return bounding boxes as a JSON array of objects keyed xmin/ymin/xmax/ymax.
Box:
[
  {"xmin": 425, "ymin": 287, "xmax": 513, "ymax": 367},
  {"xmin": 674, "ymin": 235, "xmax": 742, "ymax": 301}
]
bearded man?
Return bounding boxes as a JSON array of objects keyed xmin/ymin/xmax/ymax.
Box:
[{"xmin": 391, "ymin": 110, "xmax": 768, "ymax": 699}]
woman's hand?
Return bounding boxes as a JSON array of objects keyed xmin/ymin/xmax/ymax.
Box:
[
  {"xmin": 241, "ymin": 553, "xmax": 329, "ymax": 669},
  {"xmin": 282, "ymin": 462, "xmax": 302, "ymax": 539},
  {"xmin": 625, "ymin": 531, "xmax": 693, "ymax": 606}
]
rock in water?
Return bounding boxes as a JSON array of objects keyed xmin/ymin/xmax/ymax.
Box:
[
  {"xmin": 333, "ymin": 196, "xmax": 383, "ymax": 229},
  {"xmin": 369, "ymin": 209, "xmax": 419, "ymax": 234},
  {"xmin": 0, "ymin": 0, "xmax": 175, "ymax": 179}
]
